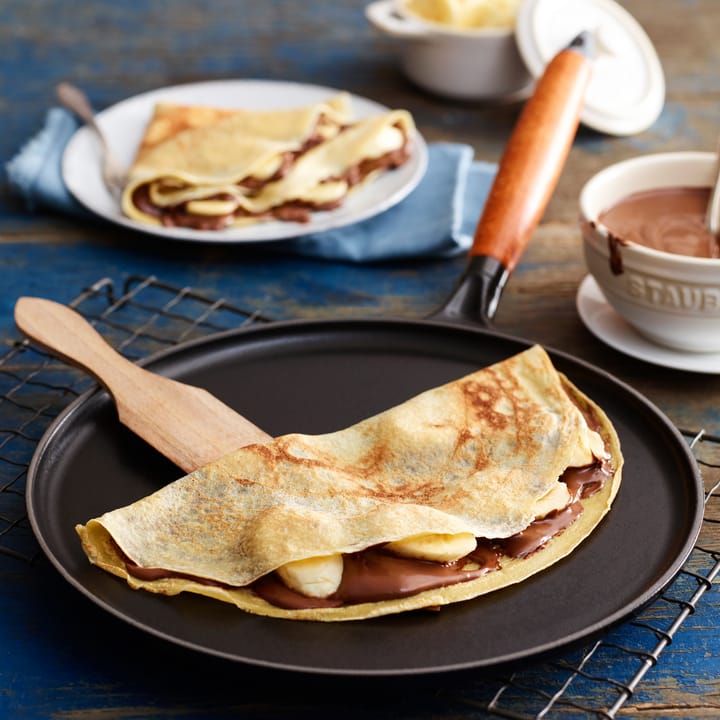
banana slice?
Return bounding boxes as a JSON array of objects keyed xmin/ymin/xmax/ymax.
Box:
[
  {"xmin": 185, "ymin": 199, "xmax": 238, "ymax": 216},
  {"xmin": 297, "ymin": 179, "xmax": 348, "ymax": 205},
  {"xmin": 532, "ymin": 482, "xmax": 572, "ymax": 519},
  {"xmin": 385, "ymin": 532, "xmax": 477, "ymax": 563},
  {"xmin": 276, "ymin": 553, "xmax": 344, "ymax": 598},
  {"xmin": 568, "ymin": 426, "xmax": 608, "ymax": 467}
]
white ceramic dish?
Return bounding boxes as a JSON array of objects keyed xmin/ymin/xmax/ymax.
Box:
[
  {"xmin": 579, "ymin": 151, "xmax": 720, "ymax": 354},
  {"xmin": 365, "ymin": 0, "xmax": 664, "ymax": 136},
  {"xmin": 577, "ymin": 275, "xmax": 720, "ymax": 374},
  {"xmin": 62, "ymin": 79, "xmax": 428, "ymax": 244},
  {"xmin": 366, "ymin": 0, "xmax": 531, "ymax": 100}
]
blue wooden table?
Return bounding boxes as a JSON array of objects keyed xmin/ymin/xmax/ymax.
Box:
[{"xmin": 1, "ymin": 1, "xmax": 719, "ymax": 717}]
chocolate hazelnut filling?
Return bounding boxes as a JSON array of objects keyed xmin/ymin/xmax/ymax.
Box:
[{"xmin": 122, "ymin": 459, "xmax": 612, "ymax": 610}]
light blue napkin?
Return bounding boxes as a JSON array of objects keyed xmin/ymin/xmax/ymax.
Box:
[
  {"xmin": 6, "ymin": 108, "xmax": 86, "ymax": 216},
  {"xmin": 6, "ymin": 108, "xmax": 496, "ymax": 263}
]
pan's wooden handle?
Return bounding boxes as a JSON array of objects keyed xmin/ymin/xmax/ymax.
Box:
[
  {"xmin": 15, "ymin": 297, "xmax": 271, "ymax": 473},
  {"xmin": 470, "ymin": 37, "xmax": 593, "ymax": 272}
]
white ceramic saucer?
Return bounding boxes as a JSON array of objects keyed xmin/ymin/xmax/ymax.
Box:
[{"xmin": 576, "ymin": 275, "xmax": 720, "ymax": 374}]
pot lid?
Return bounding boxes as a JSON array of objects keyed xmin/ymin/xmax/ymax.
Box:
[{"xmin": 515, "ymin": 0, "xmax": 665, "ymax": 136}]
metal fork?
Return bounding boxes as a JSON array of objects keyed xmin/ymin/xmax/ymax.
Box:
[{"xmin": 56, "ymin": 82, "xmax": 127, "ymax": 199}]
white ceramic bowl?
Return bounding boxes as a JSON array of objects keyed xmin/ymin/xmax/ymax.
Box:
[
  {"xmin": 365, "ymin": 0, "xmax": 532, "ymax": 100},
  {"xmin": 579, "ymin": 152, "xmax": 720, "ymax": 353}
]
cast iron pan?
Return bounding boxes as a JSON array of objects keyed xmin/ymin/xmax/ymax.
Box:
[{"xmin": 25, "ymin": 37, "xmax": 704, "ymax": 675}]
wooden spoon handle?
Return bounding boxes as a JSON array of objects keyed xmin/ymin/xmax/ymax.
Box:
[
  {"xmin": 14, "ymin": 297, "xmax": 271, "ymax": 473},
  {"xmin": 470, "ymin": 39, "xmax": 592, "ymax": 272}
]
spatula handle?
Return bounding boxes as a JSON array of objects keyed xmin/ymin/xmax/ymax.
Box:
[{"xmin": 14, "ymin": 297, "xmax": 271, "ymax": 473}]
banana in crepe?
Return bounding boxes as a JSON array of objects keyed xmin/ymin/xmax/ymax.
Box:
[
  {"xmin": 120, "ymin": 92, "xmax": 416, "ymax": 230},
  {"xmin": 77, "ymin": 345, "xmax": 623, "ymax": 621}
]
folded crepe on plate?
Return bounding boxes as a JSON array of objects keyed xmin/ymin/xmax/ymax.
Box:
[
  {"xmin": 402, "ymin": 0, "xmax": 520, "ymax": 29},
  {"xmin": 77, "ymin": 345, "xmax": 623, "ymax": 622},
  {"xmin": 120, "ymin": 92, "xmax": 416, "ymax": 230}
]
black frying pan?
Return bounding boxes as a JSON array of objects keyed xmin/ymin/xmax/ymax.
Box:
[{"xmin": 25, "ymin": 36, "xmax": 704, "ymax": 675}]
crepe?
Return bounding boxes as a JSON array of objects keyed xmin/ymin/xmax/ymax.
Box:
[
  {"xmin": 120, "ymin": 93, "xmax": 415, "ymax": 229},
  {"xmin": 76, "ymin": 345, "xmax": 623, "ymax": 621}
]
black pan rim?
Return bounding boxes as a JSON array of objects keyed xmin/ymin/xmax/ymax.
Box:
[{"xmin": 25, "ymin": 317, "xmax": 705, "ymax": 676}]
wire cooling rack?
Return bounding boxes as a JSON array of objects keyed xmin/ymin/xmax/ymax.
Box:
[{"xmin": 1, "ymin": 275, "xmax": 718, "ymax": 719}]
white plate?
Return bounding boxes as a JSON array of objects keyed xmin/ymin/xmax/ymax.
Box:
[
  {"xmin": 576, "ymin": 275, "xmax": 720, "ymax": 374},
  {"xmin": 62, "ymin": 79, "xmax": 428, "ymax": 243}
]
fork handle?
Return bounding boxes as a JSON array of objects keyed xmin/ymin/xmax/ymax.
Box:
[{"xmin": 56, "ymin": 82, "xmax": 105, "ymax": 142}]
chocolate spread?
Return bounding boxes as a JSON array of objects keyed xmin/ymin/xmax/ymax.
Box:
[
  {"xmin": 122, "ymin": 459, "xmax": 612, "ymax": 610},
  {"xmin": 131, "ymin": 124, "xmax": 411, "ymax": 229},
  {"xmin": 252, "ymin": 542, "xmax": 501, "ymax": 610},
  {"xmin": 598, "ymin": 186, "xmax": 718, "ymax": 259}
]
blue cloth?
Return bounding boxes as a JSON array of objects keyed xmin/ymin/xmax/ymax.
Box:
[
  {"xmin": 6, "ymin": 108, "xmax": 496, "ymax": 263},
  {"xmin": 6, "ymin": 108, "xmax": 87, "ymax": 216}
]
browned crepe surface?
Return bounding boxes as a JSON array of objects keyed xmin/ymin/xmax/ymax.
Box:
[{"xmin": 77, "ymin": 345, "xmax": 623, "ymax": 621}]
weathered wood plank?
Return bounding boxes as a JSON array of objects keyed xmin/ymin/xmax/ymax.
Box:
[{"xmin": 1, "ymin": 1, "xmax": 719, "ymax": 717}]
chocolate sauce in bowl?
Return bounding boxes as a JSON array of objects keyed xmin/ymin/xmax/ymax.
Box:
[{"xmin": 598, "ymin": 186, "xmax": 718, "ymax": 258}]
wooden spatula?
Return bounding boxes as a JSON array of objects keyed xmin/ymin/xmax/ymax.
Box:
[{"xmin": 14, "ymin": 296, "xmax": 271, "ymax": 473}]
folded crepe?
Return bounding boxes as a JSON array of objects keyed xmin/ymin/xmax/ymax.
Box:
[
  {"xmin": 120, "ymin": 93, "xmax": 416, "ymax": 229},
  {"xmin": 77, "ymin": 345, "xmax": 623, "ymax": 622}
]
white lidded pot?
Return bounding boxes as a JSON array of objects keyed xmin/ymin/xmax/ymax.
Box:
[
  {"xmin": 365, "ymin": 0, "xmax": 531, "ymax": 100},
  {"xmin": 366, "ymin": 0, "xmax": 665, "ymax": 137}
]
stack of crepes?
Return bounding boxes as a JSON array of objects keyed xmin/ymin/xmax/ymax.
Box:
[
  {"xmin": 77, "ymin": 346, "xmax": 623, "ymax": 622},
  {"xmin": 120, "ymin": 92, "xmax": 416, "ymax": 230}
]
